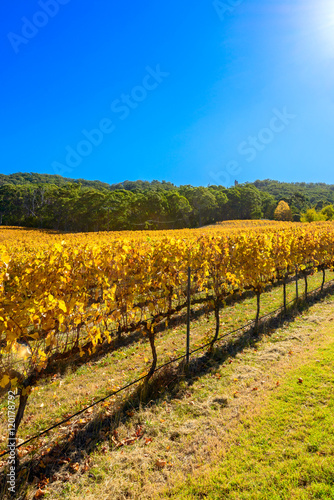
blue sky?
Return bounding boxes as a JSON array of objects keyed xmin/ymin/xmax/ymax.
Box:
[{"xmin": 1, "ymin": 0, "xmax": 334, "ymax": 187}]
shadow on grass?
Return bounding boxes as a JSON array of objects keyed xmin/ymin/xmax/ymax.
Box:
[
  {"xmin": 41, "ymin": 273, "xmax": 306, "ymax": 378},
  {"xmin": 1, "ymin": 281, "xmax": 333, "ymax": 499}
]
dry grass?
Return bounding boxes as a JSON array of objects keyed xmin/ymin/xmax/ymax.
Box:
[{"xmin": 48, "ymin": 297, "xmax": 334, "ymax": 500}]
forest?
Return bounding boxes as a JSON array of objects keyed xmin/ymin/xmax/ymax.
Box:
[{"xmin": 1, "ymin": 172, "xmax": 334, "ymax": 231}]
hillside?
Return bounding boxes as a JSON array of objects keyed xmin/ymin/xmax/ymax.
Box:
[
  {"xmin": 2, "ymin": 173, "xmax": 334, "ymax": 200},
  {"xmin": 0, "ymin": 172, "xmax": 176, "ymax": 192},
  {"xmin": 253, "ymin": 179, "xmax": 334, "ymax": 209}
]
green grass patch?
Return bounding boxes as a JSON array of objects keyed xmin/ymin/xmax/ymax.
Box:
[{"xmin": 171, "ymin": 327, "xmax": 334, "ymax": 499}]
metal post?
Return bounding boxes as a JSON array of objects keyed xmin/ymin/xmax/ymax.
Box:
[
  {"xmin": 186, "ymin": 267, "xmax": 191, "ymax": 365},
  {"xmin": 295, "ymin": 269, "xmax": 299, "ymax": 301},
  {"xmin": 283, "ymin": 280, "xmax": 287, "ymax": 314}
]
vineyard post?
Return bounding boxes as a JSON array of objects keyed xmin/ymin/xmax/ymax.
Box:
[
  {"xmin": 210, "ymin": 298, "xmax": 220, "ymax": 350},
  {"xmin": 145, "ymin": 322, "xmax": 157, "ymax": 382},
  {"xmin": 321, "ymin": 268, "xmax": 326, "ymax": 292},
  {"xmin": 304, "ymin": 273, "xmax": 308, "ymax": 300},
  {"xmin": 295, "ymin": 268, "xmax": 299, "ymax": 301},
  {"xmin": 283, "ymin": 278, "xmax": 287, "ymax": 315},
  {"xmin": 255, "ymin": 291, "xmax": 261, "ymax": 333},
  {"xmin": 186, "ymin": 267, "xmax": 191, "ymax": 365}
]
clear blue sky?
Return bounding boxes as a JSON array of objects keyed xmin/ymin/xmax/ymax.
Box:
[{"xmin": 1, "ymin": 0, "xmax": 334, "ymax": 187}]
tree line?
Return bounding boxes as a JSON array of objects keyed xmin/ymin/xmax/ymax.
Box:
[{"xmin": 1, "ymin": 173, "xmax": 334, "ymax": 231}]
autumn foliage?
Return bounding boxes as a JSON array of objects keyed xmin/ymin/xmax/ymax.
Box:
[
  {"xmin": 274, "ymin": 200, "xmax": 293, "ymax": 221},
  {"xmin": 1, "ymin": 220, "xmax": 334, "ymax": 435}
]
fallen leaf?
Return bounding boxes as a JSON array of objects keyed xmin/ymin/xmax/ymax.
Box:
[
  {"xmin": 122, "ymin": 438, "xmax": 136, "ymax": 446},
  {"xmin": 33, "ymin": 489, "xmax": 46, "ymax": 499},
  {"xmin": 156, "ymin": 459, "xmax": 167, "ymax": 468},
  {"xmin": 70, "ymin": 462, "xmax": 80, "ymax": 472},
  {"xmin": 135, "ymin": 425, "xmax": 144, "ymax": 437},
  {"xmin": 82, "ymin": 461, "xmax": 90, "ymax": 472}
]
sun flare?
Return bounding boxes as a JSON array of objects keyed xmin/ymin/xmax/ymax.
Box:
[{"xmin": 316, "ymin": 1, "xmax": 334, "ymax": 46}]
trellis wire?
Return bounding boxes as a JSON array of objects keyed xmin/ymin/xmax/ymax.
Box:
[{"xmin": 1, "ymin": 273, "xmax": 333, "ymax": 458}]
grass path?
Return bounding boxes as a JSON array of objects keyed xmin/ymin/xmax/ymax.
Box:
[
  {"xmin": 169, "ymin": 301, "xmax": 334, "ymax": 499},
  {"xmin": 43, "ymin": 290, "xmax": 334, "ymax": 499}
]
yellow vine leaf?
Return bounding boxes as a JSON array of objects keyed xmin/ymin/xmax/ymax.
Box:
[
  {"xmin": 58, "ymin": 300, "xmax": 67, "ymax": 313},
  {"xmin": 0, "ymin": 374, "xmax": 10, "ymax": 388}
]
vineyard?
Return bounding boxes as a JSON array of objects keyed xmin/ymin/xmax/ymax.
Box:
[{"xmin": 0, "ymin": 220, "xmax": 333, "ymax": 445}]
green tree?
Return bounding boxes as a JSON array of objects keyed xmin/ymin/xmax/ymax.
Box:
[
  {"xmin": 180, "ymin": 187, "xmax": 218, "ymax": 227},
  {"xmin": 208, "ymin": 186, "xmax": 228, "ymax": 222},
  {"xmin": 259, "ymin": 191, "xmax": 276, "ymax": 219},
  {"xmin": 0, "ymin": 185, "xmax": 20, "ymax": 225},
  {"xmin": 165, "ymin": 191, "xmax": 192, "ymax": 228},
  {"xmin": 300, "ymin": 208, "xmax": 326, "ymax": 222},
  {"xmin": 224, "ymin": 186, "xmax": 263, "ymax": 220},
  {"xmin": 128, "ymin": 191, "xmax": 169, "ymax": 229},
  {"xmin": 321, "ymin": 204, "xmax": 334, "ymax": 220}
]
